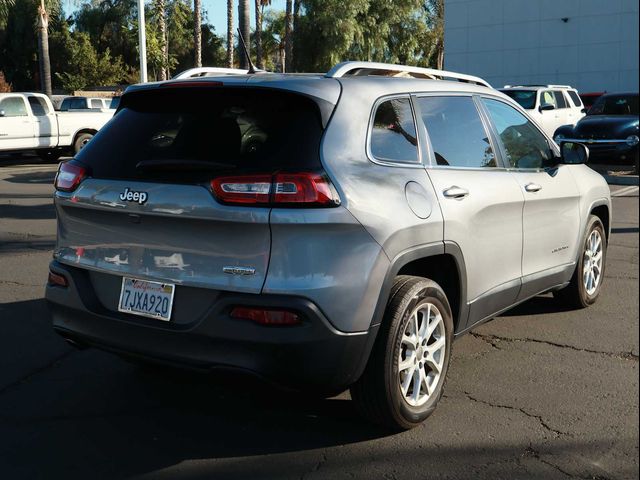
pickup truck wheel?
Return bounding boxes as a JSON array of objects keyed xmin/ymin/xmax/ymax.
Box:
[
  {"xmin": 554, "ymin": 215, "xmax": 606, "ymax": 308},
  {"xmin": 350, "ymin": 276, "xmax": 453, "ymax": 430},
  {"xmin": 73, "ymin": 133, "xmax": 94, "ymax": 154},
  {"xmin": 36, "ymin": 149, "xmax": 62, "ymax": 162}
]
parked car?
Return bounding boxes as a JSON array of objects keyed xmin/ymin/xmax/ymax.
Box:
[
  {"xmin": 554, "ymin": 92, "xmax": 639, "ymax": 172},
  {"xmin": 580, "ymin": 92, "xmax": 606, "ymax": 110},
  {"xmin": 58, "ymin": 96, "xmax": 113, "ymax": 111},
  {"xmin": 0, "ymin": 92, "xmax": 113, "ymax": 160},
  {"xmin": 500, "ymin": 84, "xmax": 585, "ymax": 138},
  {"xmin": 46, "ymin": 62, "xmax": 611, "ymax": 430}
]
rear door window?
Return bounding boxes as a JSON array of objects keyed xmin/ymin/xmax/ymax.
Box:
[
  {"xmin": 90, "ymin": 99, "xmax": 103, "ymax": 109},
  {"xmin": 75, "ymin": 88, "xmax": 328, "ymax": 182},
  {"xmin": 370, "ymin": 97, "xmax": 419, "ymax": 164},
  {"xmin": 567, "ymin": 90, "xmax": 582, "ymax": 108},
  {"xmin": 27, "ymin": 96, "xmax": 50, "ymax": 116},
  {"xmin": 416, "ymin": 96, "xmax": 496, "ymax": 168},
  {"xmin": 552, "ymin": 91, "xmax": 568, "ymax": 108}
]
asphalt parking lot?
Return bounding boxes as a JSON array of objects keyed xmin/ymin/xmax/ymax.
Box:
[{"xmin": 0, "ymin": 158, "xmax": 638, "ymax": 480}]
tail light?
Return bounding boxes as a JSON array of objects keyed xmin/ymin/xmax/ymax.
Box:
[
  {"xmin": 230, "ymin": 307, "xmax": 301, "ymax": 326},
  {"xmin": 48, "ymin": 270, "xmax": 68, "ymax": 287},
  {"xmin": 55, "ymin": 162, "xmax": 87, "ymax": 192},
  {"xmin": 210, "ymin": 172, "xmax": 340, "ymax": 207}
]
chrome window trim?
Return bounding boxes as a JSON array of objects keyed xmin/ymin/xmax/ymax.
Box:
[{"xmin": 366, "ymin": 94, "xmax": 424, "ymax": 169}]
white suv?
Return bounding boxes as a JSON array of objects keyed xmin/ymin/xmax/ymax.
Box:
[{"xmin": 500, "ymin": 85, "xmax": 586, "ymax": 138}]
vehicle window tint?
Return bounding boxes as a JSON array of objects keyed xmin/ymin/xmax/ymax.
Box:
[
  {"xmin": 541, "ymin": 91, "xmax": 557, "ymax": 108},
  {"xmin": 482, "ymin": 98, "xmax": 553, "ymax": 169},
  {"xmin": 567, "ymin": 91, "xmax": 582, "ymax": 107},
  {"xmin": 28, "ymin": 96, "xmax": 49, "ymax": 116},
  {"xmin": 500, "ymin": 90, "xmax": 536, "ymax": 110},
  {"xmin": 90, "ymin": 99, "xmax": 103, "ymax": 109},
  {"xmin": 70, "ymin": 98, "xmax": 85, "ymax": 109},
  {"xmin": 589, "ymin": 94, "xmax": 639, "ymax": 115},
  {"xmin": 370, "ymin": 98, "xmax": 418, "ymax": 163},
  {"xmin": 75, "ymin": 88, "xmax": 327, "ymax": 182},
  {"xmin": 552, "ymin": 91, "xmax": 567, "ymax": 108},
  {"xmin": 59, "ymin": 98, "xmax": 71, "ymax": 111},
  {"xmin": 417, "ymin": 96, "xmax": 496, "ymax": 168},
  {"xmin": 0, "ymin": 97, "xmax": 28, "ymax": 117}
]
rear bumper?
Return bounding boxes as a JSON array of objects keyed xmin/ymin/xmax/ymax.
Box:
[{"xmin": 46, "ymin": 261, "xmax": 378, "ymax": 394}]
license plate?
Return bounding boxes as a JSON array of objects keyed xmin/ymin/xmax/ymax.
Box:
[{"xmin": 118, "ymin": 277, "xmax": 175, "ymax": 321}]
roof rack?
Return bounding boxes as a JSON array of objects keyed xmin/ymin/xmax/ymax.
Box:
[
  {"xmin": 325, "ymin": 61, "xmax": 491, "ymax": 88},
  {"xmin": 503, "ymin": 84, "xmax": 573, "ymax": 89},
  {"xmin": 172, "ymin": 67, "xmax": 249, "ymax": 79}
]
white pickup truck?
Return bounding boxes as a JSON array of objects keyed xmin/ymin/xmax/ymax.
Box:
[{"xmin": 0, "ymin": 92, "xmax": 112, "ymax": 160}]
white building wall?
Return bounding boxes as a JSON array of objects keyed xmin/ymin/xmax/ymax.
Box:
[{"xmin": 444, "ymin": 0, "xmax": 639, "ymax": 92}]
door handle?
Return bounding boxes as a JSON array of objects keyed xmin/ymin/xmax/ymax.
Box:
[
  {"xmin": 525, "ymin": 183, "xmax": 542, "ymax": 193},
  {"xmin": 443, "ymin": 186, "xmax": 469, "ymax": 199}
]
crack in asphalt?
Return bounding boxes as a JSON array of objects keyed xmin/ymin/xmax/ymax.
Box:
[
  {"xmin": 0, "ymin": 279, "xmax": 43, "ymax": 288},
  {"xmin": 522, "ymin": 446, "xmax": 613, "ymax": 480},
  {"xmin": 470, "ymin": 332, "xmax": 639, "ymax": 362},
  {"xmin": 463, "ymin": 392, "xmax": 567, "ymax": 438},
  {"xmin": 299, "ymin": 452, "xmax": 328, "ymax": 480},
  {"xmin": 0, "ymin": 349, "xmax": 75, "ymax": 397}
]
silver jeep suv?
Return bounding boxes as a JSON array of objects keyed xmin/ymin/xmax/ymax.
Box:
[{"xmin": 46, "ymin": 62, "xmax": 611, "ymax": 430}]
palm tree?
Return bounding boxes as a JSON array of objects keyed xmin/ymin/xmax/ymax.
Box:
[
  {"xmin": 193, "ymin": 0, "xmax": 202, "ymax": 67},
  {"xmin": 0, "ymin": 0, "xmax": 15, "ymax": 21},
  {"xmin": 284, "ymin": 0, "xmax": 292, "ymax": 72},
  {"xmin": 155, "ymin": 0, "xmax": 168, "ymax": 80},
  {"xmin": 255, "ymin": 0, "xmax": 271, "ymax": 69},
  {"xmin": 238, "ymin": 0, "xmax": 250, "ymax": 69},
  {"xmin": 226, "ymin": 0, "xmax": 234, "ymax": 68},
  {"xmin": 36, "ymin": 0, "xmax": 52, "ymax": 96}
]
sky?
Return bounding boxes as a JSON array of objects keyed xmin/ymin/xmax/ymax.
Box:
[{"xmin": 62, "ymin": 0, "xmax": 287, "ymax": 37}]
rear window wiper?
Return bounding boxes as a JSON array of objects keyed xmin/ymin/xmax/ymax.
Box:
[{"xmin": 135, "ymin": 159, "xmax": 235, "ymax": 172}]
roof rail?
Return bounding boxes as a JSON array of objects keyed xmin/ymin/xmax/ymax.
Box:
[
  {"xmin": 326, "ymin": 61, "xmax": 491, "ymax": 88},
  {"xmin": 503, "ymin": 84, "xmax": 573, "ymax": 89},
  {"xmin": 172, "ymin": 67, "xmax": 249, "ymax": 79}
]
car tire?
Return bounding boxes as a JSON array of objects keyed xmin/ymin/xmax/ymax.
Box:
[
  {"xmin": 36, "ymin": 149, "xmax": 62, "ymax": 162},
  {"xmin": 73, "ymin": 132, "xmax": 94, "ymax": 155},
  {"xmin": 350, "ymin": 276, "xmax": 453, "ymax": 430},
  {"xmin": 554, "ymin": 215, "xmax": 606, "ymax": 308}
]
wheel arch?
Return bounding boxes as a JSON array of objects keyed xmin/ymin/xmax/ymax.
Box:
[
  {"xmin": 371, "ymin": 242, "xmax": 469, "ymax": 334},
  {"xmin": 590, "ymin": 202, "xmax": 610, "ymax": 242}
]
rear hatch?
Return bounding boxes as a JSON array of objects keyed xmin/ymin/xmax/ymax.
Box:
[{"xmin": 53, "ymin": 85, "xmax": 334, "ymax": 295}]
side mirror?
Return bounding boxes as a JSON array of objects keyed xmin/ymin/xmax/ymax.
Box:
[
  {"xmin": 581, "ymin": 108, "xmax": 587, "ymax": 114},
  {"xmin": 560, "ymin": 141, "xmax": 589, "ymax": 165},
  {"xmin": 539, "ymin": 103, "xmax": 555, "ymax": 112}
]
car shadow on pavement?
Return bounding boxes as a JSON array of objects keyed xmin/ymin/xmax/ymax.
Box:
[
  {"xmin": 0, "ymin": 299, "xmax": 633, "ymax": 479},
  {"xmin": 4, "ymin": 170, "xmax": 57, "ymax": 184},
  {"xmin": 498, "ymin": 294, "xmax": 577, "ymax": 317},
  {"xmin": 0, "ymin": 202, "xmax": 55, "ymax": 220}
]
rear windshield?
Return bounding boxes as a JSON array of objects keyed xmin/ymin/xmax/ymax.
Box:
[
  {"xmin": 501, "ymin": 90, "xmax": 536, "ymax": 110},
  {"xmin": 75, "ymin": 87, "xmax": 327, "ymax": 182}
]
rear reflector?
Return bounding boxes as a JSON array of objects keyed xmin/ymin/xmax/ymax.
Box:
[
  {"xmin": 48, "ymin": 271, "xmax": 68, "ymax": 287},
  {"xmin": 210, "ymin": 172, "xmax": 340, "ymax": 207},
  {"xmin": 230, "ymin": 307, "xmax": 301, "ymax": 326},
  {"xmin": 54, "ymin": 162, "xmax": 87, "ymax": 192}
]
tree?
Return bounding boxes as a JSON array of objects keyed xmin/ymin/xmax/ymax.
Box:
[
  {"xmin": 36, "ymin": 0, "xmax": 57, "ymax": 96},
  {"xmin": 424, "ymin": 0, "xmax": 444, "ymax": 69},
  {"xmin": 152, "ymin": 0, "xmax": 168, "ymax": 79},
  {"xmin": 255, "ymin": 0, "xmax": 271, "ymax": 69},
  {"xmin": 226, "ymin": 0, "xmax": 233, "ymax": 67},
  {"xmin": 0, "ymin": 0, "xmax": 15, "ymax": 22},
  {"xmin": 284, "ymin": 0, "xmax": 292, "ymax": 72},
  {"xmin": 193, "ymin": 0, "xmax": 201, "ymax": 66},
  {"xmin": 238, "ymin": 0, "xmax": 250, "ymax": 68}
]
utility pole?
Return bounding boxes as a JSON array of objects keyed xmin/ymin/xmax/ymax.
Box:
[{"xmin": 137, "ymin": 0, "xmax": 148, "ymax": 82}]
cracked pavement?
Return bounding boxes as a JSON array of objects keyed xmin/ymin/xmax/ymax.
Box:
[{"xmin": 0, "ymin": 159, "xmax": 638, "ymax": 480}]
